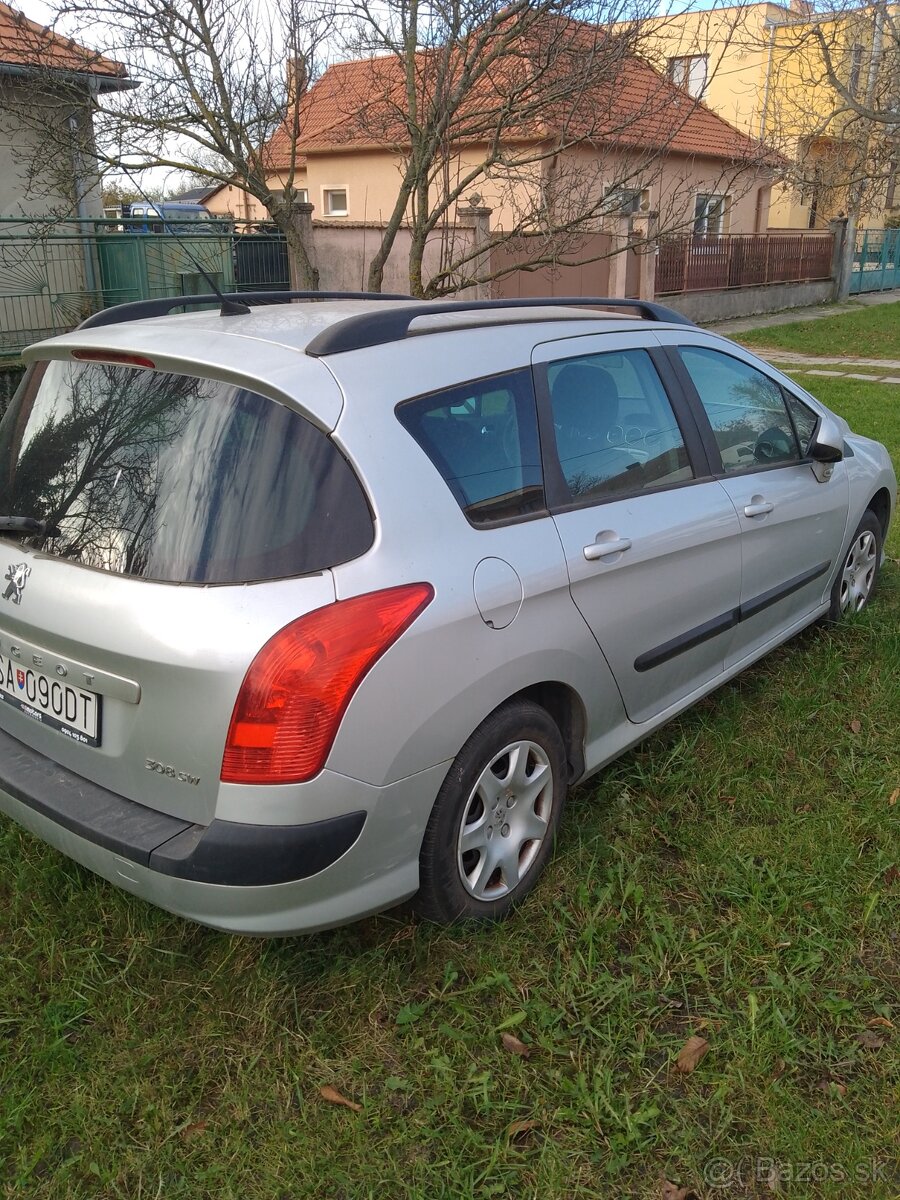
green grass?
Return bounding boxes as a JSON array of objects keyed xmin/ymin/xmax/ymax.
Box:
[
  {"xmin": 738, "ymin": 301, "xmax": 900, "ymax": 359},
  {"xmin": 1, "ymin": 382, "xmax": 898, "ymax": 1200}
]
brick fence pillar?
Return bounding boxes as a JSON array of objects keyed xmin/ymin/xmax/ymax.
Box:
[
  {"xmin": 290, "ymin": 201, "xmax": 317, "ymax": 291},
  {"xmin": 829, "ymin": 216, "xmax": 849, "ymax": 301},
  {"xmin": 604, "ymin": 214, "xmax": 630, "ymax": 298},
  {"xmin": 465, "ymin": 205, "xmax": 493, "ymax": 299},
  {"xmin": 631, "ymin": 210, "xmax": 659, "ymax": 301}
]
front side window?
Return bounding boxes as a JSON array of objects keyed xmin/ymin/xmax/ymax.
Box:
[
  {"xmin": 397, "ymin": 369, "xmax": 544, "ymax": 526},
  {"xmin": 783, "ymin": 390, "xmax": 819, "ymax": 455},
  {"xmin": 678, "ymin": 346, "xmax": 801, "ymax": 472},
  {"xmin": 0, "ymin": 360, "xmax": 373, "ymax": 583},
  {"xmin": 546, "ymin": 349, "xmax": 693, "ymax": 503}
]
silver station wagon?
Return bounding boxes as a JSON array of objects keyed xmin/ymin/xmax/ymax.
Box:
[{"xmin": 0, "ymin": 294, "xmax": 894, "ymax": 934}]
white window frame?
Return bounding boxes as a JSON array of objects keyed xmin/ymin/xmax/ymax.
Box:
[
  {"xmin": 297, "ymin": 188, "xmax": 309, "ymax": 204},
  {"xmin": 322, "ymin": 186, "xmax": 348, "ymax": 217},
  {"xmin": 668, "ymin": 54, "xmax": 709, "ymax": 100},
  {"xmin": 601, "ymin": 184, "xmax": 651, "ymax": 216},
  {"xmin": 693, "ymin": 192, "xmax": 729, "ymax": 236}
]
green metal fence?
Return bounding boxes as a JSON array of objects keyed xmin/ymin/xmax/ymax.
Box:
[
  {"xmin": 0, "ymin": 218, "xmax": 290, "ymax": 358},
  {"xmin": 849, "ymin": 228, "xmax": 900, "ymax": 294}
]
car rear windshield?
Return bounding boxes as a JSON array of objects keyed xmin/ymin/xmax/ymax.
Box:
[{"xmin": 0, "ymin": 360, "xmax": 373, "ymax": 584}]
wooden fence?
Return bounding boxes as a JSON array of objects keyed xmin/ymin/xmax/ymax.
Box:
[{"xmin": 656, "ymin": 233, "xmax": 834, "ymax": 295}]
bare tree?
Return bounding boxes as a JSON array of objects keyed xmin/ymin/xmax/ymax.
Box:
[
  {"xmin": 320, "ymin": 0, "xmax": 776, "ymax": 295},
  {"xmin": 19, "ymin": 0, "xmax": 335, "ymax": 287}
]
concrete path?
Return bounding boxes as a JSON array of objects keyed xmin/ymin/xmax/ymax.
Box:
[
  {"xmin": 705, "ymin": 288, "xmax": 900, "ymax": 336},
  {"xmin": 699, "ymin": 289, "xmax": 900, "ymax": 384}
]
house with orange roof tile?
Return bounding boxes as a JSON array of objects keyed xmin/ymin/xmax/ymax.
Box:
[
  {"xmin": 204, "ymin": 43, "xmax": 780, "ymax": 248},
  {"xmin": 0, "ymin": 1, "xmax": 132, "ymax": 217}
]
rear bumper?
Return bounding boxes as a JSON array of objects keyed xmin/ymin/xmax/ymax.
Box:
[
  {"xmin": 0, "ymin": 726, "xmax": 450, "ymax": 934},
  {"xmin": 0, "ymin": 725, "xmax": 365, "ymax": 886}
]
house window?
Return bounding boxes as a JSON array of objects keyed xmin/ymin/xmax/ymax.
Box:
[
  {"xmin": 297, "ymin": 188, "xmax": 309, "ymax": 204},
  {"xmin": 694, "ymin": 193, "xmax": 728, "ymax": 236},
  {"xmin": 848, "ymin": 44, "xmax": 865, "ymax": 97},
  {"xmin": 602, "ymin": 185, "xmax": 650, "ymax": 215},
  {"xmin": 668, "ymin": 54, "xmax": 708, "ymax": 99},
  {"xmin": 323, "ymin": 188, "xmax": 348, "ymax": 216}
]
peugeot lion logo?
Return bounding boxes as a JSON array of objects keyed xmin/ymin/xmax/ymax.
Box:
[{"xmin": 3, "ymin": 563, "xmax": 31, "ymax": 604}]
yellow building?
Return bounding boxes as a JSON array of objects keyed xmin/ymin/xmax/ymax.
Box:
[{"xmin": 632, "ymin": 1, "xmax": 898, "ymax": 229}]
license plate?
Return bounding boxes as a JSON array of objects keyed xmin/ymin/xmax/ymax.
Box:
[{"xmin": 0, "ymin": 653, "xmax": 101, "ymax": 746}]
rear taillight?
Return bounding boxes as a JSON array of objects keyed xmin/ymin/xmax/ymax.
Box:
[{"xmin": 221, "ymin": 583, "xmax": 434, "ymax": 785}]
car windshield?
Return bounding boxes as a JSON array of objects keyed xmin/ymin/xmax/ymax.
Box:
[{"xmin": 0, "ymin": 359, "xmax": 373, "ymax": 584}]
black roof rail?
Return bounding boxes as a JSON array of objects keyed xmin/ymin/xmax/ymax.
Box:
[
  {"xmin": 304, "ymin": 296, "xmax": 695, "ymax": 357},
  {"xmin": 77, "ymin": 290, "xmax": 413, "ymax": 331}
]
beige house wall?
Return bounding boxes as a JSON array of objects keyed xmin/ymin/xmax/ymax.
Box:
[
  {"xmin": 205, "ymin": 142, "xmax": 771, "ymax": 237},
  {"xmin": 560, "ymin": 145, "xmax": 772, "ymax": 235},
  {"xmin": 304, "ymin": 147, "xmax": 538, "ymax": 230},
  {"xmin": 203, "ymin": 170, "xmax": 309, "ymax": 221}
]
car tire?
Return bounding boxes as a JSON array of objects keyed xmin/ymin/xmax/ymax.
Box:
[
  {"xmin": 827, "ymin": 510, "xmax": 883, "ymax": 621},
  {"xmin": 414, "ymin": 699, "xmax": 568, "ymax": 925}
]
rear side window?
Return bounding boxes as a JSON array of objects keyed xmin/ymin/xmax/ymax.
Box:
[
  {"xmin": 397, "ymin": 369, "xmax": 544, "ymax": 526},
  {"xmin": 0, "ymin": 360, "xmax": 373, "ymax": 584}
]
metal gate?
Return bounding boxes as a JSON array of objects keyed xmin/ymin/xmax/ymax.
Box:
[
  {"xmin": 95, "ymin": 230, "xmax": 236, "ymax": 308},
  {"xmin": 849, "ymin": 228, "xmax": 900, "ymax": 293}
]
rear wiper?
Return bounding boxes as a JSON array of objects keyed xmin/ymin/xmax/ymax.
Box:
[{"xmin": 0, "ymin": 515, "xmax": 61, "ymax": 537}]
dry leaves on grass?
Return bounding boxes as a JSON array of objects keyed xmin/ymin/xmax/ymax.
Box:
[
  {"xmin": 888, "ymin": 787, "xmax": 899, "ymax": 806},
  {"xmin": 817, "ymin": 1077, "xmax": 848, "ymax": 1097},
  {"xmin": 884, "ymin": 866, "xmax": 899, "ymax": 887},
  {"xmin": 500, "ymin": 1032, "xmax": 532, "ymax": 1058},
  {"xmin": 674, "ymin": 1035, "xmax": 709, "ymax": 1074},
  {"xmin": 661, "ymin": 1179, "xmax": 700, "ymax": 1200},
  {"xmin": 867, "ymin": 1016, "xmax": 893, "ymax": 1029},
  {"xmin": 855, "ymin": 1030, "xmax": 886, "ymax": 1051},
  {"xmin": 849, "ymin": 718, "xmax": 862, "ymax": 734},
  {"xmin": 319, "ymin": 1085, "xmax": 362, "ymax": 1112},
  {"xmin": 506, "ymin": 1118, "xmax": 539, "ymax": 1140},
  {"xmin": 179, "ymin": 1121, "xmax": 208, "ymax": 1138}
]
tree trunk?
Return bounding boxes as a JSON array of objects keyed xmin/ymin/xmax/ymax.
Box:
[
  {"xmin": 408, "ymin": 177, "xmax": 431, "ymax": 297},
  {"xmin": 366, "ymin": 178, "xmax": 416, "ymax": 293},
  {"xmin": 284, "ymin": 219, "xmax": 319, "ymax": 291}
]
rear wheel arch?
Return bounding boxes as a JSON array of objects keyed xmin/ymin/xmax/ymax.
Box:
[{"xmin": 498, "ymin": 681, "xmax": 586, "ymax": 783}]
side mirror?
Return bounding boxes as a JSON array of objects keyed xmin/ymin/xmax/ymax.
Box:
[{"xmin": 810, "ymin": 415, "xmax": 844, "ymax": 464}]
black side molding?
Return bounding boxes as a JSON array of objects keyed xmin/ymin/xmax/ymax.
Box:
[
  {"xmin": 635, "ymin": 609, "xmax": 739, "ymax": 673},
  {"xmin": 739, "ymin": 561, "xmax": 831, "ymax": 622},
  {"xmin": 0, "ymin": 725, "xmax": 365, "ymax": 887},
  {"xmin": 635, "ymin": 561, "xmax": 832, "ymax": 673}
]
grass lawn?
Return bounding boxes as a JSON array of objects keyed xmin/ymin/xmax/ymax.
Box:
[
  {"xmin": 1, "ymin": 381, "xmax": 897, "ymax": 1200},
  {"xmin": 738, "ymin": 301, "xmax": 900, "ymax": 359}
]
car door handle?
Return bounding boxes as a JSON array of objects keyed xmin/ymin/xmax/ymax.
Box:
[
  {"xmin": 743, "ymin": 501, "xmax": 774, "ymax": 517},
  {"xmin": 583, "ymin": 536, "xmax": 632, "ymax": 561}
]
